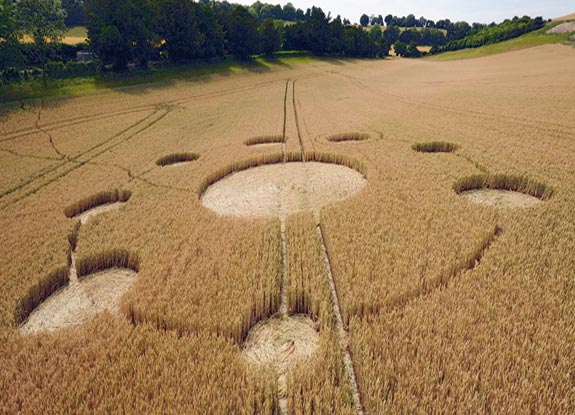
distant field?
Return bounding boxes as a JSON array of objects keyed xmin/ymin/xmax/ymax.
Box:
[
  {"xmin": 428, "ymin": 24, "xmax": 574, "ymax": 61},
  {"xmin": 22, "ymin": 26, "xmax": 88, "ymax": 45},
  {"xmin": 62, "ymin": 26, "xmax": 88, "ymax": 44},
  {"xmin": 388, "ymin": 45, "xmax": 431, "ymax": 56},
  {"xmin": 362, "ymin": 25, "xmax": 448, "ymax": 35}
]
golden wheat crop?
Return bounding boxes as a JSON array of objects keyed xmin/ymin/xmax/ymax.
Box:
[
  {"xmin": 326, "ymin": 132, "xmax": 370, "ymax": 142},
  {"xmin": 244, "ymin": 135, "xmax": 285, "ymax": 146},
  {"xmin": 412, "ymin": 141, "xmax": 459, "ymax": 152},
  {"xmin": 156, "ymin": 152, "xmax": 200, "ymax": 166},
  {"xmin": 1, "ymin": 44, "xmax": 574, "ymax": 414}
]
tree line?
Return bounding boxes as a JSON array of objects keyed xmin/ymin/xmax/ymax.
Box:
[
  {"xmin": 60, "ymin": 1, "xmax": 313, "ymax": 28},
  {"xmin": 433, "ymin": 16, "xmax": 545, "ymax": 53},
  {"xmin": 0, "ymin": 0, "xmax": 548, "ymax": 86},
  {"xmin": 359, "ymin": 14, "xmax": 546, "ymax": 57},
  {"xmin": 359, "ymin": 12, "xmax": 545, "ymax": 44}
]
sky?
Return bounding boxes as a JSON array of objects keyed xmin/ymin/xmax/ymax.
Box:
[{"xmin": 240, "ymin": 0, "xmax": 574, "ymax": 24}]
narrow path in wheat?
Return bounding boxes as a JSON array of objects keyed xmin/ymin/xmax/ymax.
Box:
[
  {"xmin": 292, "ymin": 80, "xmax": 306, "ymax": 159},
  {"xmin": 282, "ymin": 80, "xmax": 290, "ymax": 162},
  {"xmin": 279, "ymin": 218, "xmax": 288, "ymax": 317},
  {"xmin": 292, "ymin": 80, "xmax": 364, "ymax": 414},
  {"xmin": 316, "ymin": 215, "xmax": 364, "ymax": 414}
]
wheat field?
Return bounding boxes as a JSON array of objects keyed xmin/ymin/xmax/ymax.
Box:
[{"xmin": 1, "ymin": 44, "xmax": 574, "ymax": 414}]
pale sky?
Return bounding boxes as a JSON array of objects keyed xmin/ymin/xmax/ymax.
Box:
[{"xmin": 240, "ymin": 0, "xmax": 574, "ymax": 24}]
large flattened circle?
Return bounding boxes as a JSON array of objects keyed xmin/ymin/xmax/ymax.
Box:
[{"xmin": 201, "ymin": 162, "xmax": 366, "ymax": 218}]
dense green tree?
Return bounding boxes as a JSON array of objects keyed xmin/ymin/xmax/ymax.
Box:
[
  {"xmin": 295, "ymin": 8, "xmax": 305, "ymax": 21},
  {"xmin": 62, "ymin": 0, "xmax": 84, "ymax": 27},
  {"xmin": 96, "ymin": 25, "xmax": 128, "ymax": 68},
  {"xmin": 270, "ymin": 4, "xmax": 282, "ymax": 20},
  {"xmin": 158, "ymin": 0, "xmax": 202, "ymax": 61},
  {"xmin": 84, "ymin": 0, "xmax": 156, "ymax": 69},
  {"xmin": 17, "ymin": 0, "xmax": 66, "ymax": 82},
  {"xmin": 308, "ymin": 7, "xmax": 330, "ymax": 54},
  {"xmin": 196, "ymin": 3, "xmax": 225, "ymax": 58},
  {"xmin": 283, "ymin": 6, "xmax": 386, "ymax": 58},
  {"xmin": 328, "ymin": 15, "xmax": 344, "ymax": 54},
  {"xmin": 158, "ymin": 0, "xmax": 223, "ymax": 61},
  {"xmin": 226, "ymin": 5, "xmax": 260, "ymax": 58},
  {"xmin": 375, "ymin": 37, "xmax": 390, "ymax": 57},
  {"xmin": 369, "ymin": 24, "xmax": 382, "ymax": 42},
  {"xmin": 259, "ymin": 18, "xmax": 280, "ymax": 57},
  {"xmin": 283, "ymin": 21, "xmax": 309, "ymax": 50},
  {"xmin": 370, "ymin": 15, "xmax": 383, "ymax": 26},
  {"xmin": 392, "ymin": 40, "xmax": 406, "ymax": 56},
  {"xmin": 383, "ymin": 25, "xmax": 399, "ymax": 44},
  {"xmin": 359, "ymin": 13, "xmax": 369, "ymax": 27},
  {"xmin": 343, "ymin": 25, "xmax": 374, "ymax": 57},
  {"xmin": 436, "ymin": 15, "xmax": 544, "ymax": 53},
  {"xmin": 0, "ymin": 0, "xmax": 23, "ymax": 70},
  {"xmin": 127, "ymin": 0, "xmax": 156, "ymax": 66},
  {"xmin": 406, "ymin": 41, "xmax": 421, "ymax": 57},
  {"xmin": 384, "ymin": 14, "xmax": 393, "ymax": 26},
  {"xmin": 257, "ymin": 4, "xmax": 274, "ymax": 21},
  {"xmin": 282, "ymin": 3, "xmax": 296, "ymax": 21}
]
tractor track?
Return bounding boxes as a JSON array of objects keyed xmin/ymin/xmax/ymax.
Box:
[
  {"xmin": 0, "ymin": 78, "xmax": 290, "ymax": 142},
  {"xmin": 282, "ymin": 80, "xmax": 290, "ymax": 161},
  {"xmin": 290, "ymin": 75, "xmax": 364, "ymax": 414},
  {"xmin": 0, "ymin": 110, "xmax": 160, "ymax": 202},
  {"xmin": 0, "ymin": 108, "xmax": 171, "ymax": 209},
  {"xmin": 292, "ymin": 80, "xmax": 305, "ymax": 158}
]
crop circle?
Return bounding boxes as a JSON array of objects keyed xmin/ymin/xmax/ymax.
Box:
[
  {"xmin": 454, "ymin": 174, "xmax": 553, "ymax": 208},
  {"xmin": 242, "ymin": 315, "xmax": 319, "ymax": 371},
  {"xmin": 200, "ymin": 161, "xmax": 366, "ymax": 217}
]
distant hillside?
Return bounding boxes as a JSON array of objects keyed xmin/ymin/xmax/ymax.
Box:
[
  {"xmin": 553, "ymin": 13, "xmax": 575, "ymax": 21},
  {"xmin": 428, "ymin": 21, "xmax": 573, "ymax": 61}
]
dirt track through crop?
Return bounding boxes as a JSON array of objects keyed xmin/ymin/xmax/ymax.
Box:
[
  {"xmin": 288, "ymin": 77, "xmax": 364, "ymax": 413},
  {"xmin": 292, "ymin": 80, "xmax": 306, "ymax": 159},
  {"xmin": 282, "ymin": 80, "xmax": 290, "ymax": 161},
  {"xmin": 279, "ymin": 219, "xmax": 288, "ymax": 317},
  {"xmin": 316, "ymin": 217, "xmax": 364, "ymax": 414}
]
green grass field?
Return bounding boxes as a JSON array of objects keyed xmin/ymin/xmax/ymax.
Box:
[
  {"xmin": 65, "ymin": 26, "xmax": 88, "ymax": 38},
  {"xmin": 428, "ymin": 24, "xmax": 574, "ymax": 61},
  {"xmin": 0, "ymin": 52, "xmax": 316, "ymax": 103}
]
